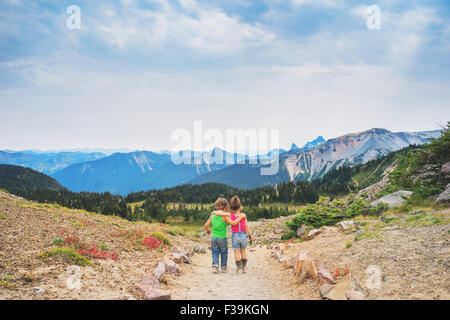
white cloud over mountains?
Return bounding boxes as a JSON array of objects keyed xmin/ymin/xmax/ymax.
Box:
[{"xmin": 0, "ymin": 0, "xmax": 449, "ymax": 151}]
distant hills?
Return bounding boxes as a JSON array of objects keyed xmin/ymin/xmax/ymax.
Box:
[
  {"xmin": 0, "ymin": 164, "xmax": 65, "ymax": 191},
  {"xmin": 0, "ymin": 128, "xmax": 442, "ymax": 194},
  {"xmin": 0, "ymin": 150, "xmax": 106, "ymax": 174}
]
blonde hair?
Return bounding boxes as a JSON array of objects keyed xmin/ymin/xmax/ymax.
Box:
[
  {"xmin": 229, "ymin": 195, "xmax": 241, "ymax": 211},
  {"xmin": 214, "ymin": 197, "xmax": 228, "ymax": 211}
]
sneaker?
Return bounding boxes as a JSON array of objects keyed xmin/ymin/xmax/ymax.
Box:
[
  {"xmin": 212, "ymin": 266, "xmax": 219, "ymax": 274},
  {"xmin": 220, "ymin": 268, "xmax": 227, "ymax": 273}
]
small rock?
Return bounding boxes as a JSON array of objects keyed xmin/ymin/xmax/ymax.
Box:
[
  {"xmin": 308, "ymin": 229, "xmax": 322, "ymax": 239},
  {"xmin": 356, "ymin": 229, "xmax": 365, "ymax": 237},
  {"xmin": 140, "ymin": 286, "xmax": 171, "ymax": 300},
  {"xmin": 172, "ymin": 253, "xmax": 185, "ymax": 265},
  {"xmin": 174, "ymin": 248, "xmax": 190, "ymax": 257},
  {"xmin": 319, "ymin": 284, "xmax": 335, "ymax": 299},
  {"xmin": 193, "ymin": 244, "xmax": 206, "ymax": 253},
  {"xmin": 142, "ymin": 274, "xmax": 160, "ymax": 289},
  {"xmin": 32, "ymin": 287, "xmax": 45, "ymax": 295},
  {"xmin": 296, "ymin": 224, "xmax": 307, "ymax": 238},
  {"xmin": 274, "ymin": 229, "xmax": 283, "ymax": 234},
  {"xmin": 345, "ymin": 290, "xmax": 365, "ymax": 300},
  {"xmin": 337, "ymin": 220, "xmax": 356, "ymax": 232}
]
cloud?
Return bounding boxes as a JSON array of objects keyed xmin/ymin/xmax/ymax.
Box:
[
  {"xmin": 89, "ymin": 0, "xmax": 275, "ymax": 54},
  {"xmin": 0, "ymin": 0, "xmax": 449, "ymax": 150}
]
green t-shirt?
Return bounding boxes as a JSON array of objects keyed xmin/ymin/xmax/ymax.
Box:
[{"xmin": 211, "ymin": 214, "xmax": 227, "ymax": 239}]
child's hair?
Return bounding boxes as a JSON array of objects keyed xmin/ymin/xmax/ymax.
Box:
[
  {"xmin": 229, "ymin": 195, "xmax": 241, "ymax": 211},
  {"xmin": 214, "ymin": 198, "xmax": 229, "ymax": 210}
]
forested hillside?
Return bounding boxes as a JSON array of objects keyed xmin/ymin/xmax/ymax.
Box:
[{"xmin": 0, "ymin": 164, "xmax": 127, "ymax": 218}]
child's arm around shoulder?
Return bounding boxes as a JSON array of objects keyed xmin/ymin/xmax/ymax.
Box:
[{"xmin": 212, "ymin": 210, "xmax": 231, "ymax": 217}]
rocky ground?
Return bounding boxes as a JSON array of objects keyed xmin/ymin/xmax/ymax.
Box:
[
  {"xmin": 1, "ymin": 190, "xmax": 449, "ymax": 300},
  {"xmin": 252, "ymin": 208, "xmax": 450, "ymax": 300}
]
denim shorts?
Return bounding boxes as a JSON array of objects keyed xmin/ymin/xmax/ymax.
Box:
[{"xmin": 231, "ymin": 232, "xmax": 247, "ymax": 250}]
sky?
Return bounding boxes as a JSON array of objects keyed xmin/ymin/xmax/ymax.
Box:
[{"xmin": 1, "ymin": 0, "xmax": 449, "ymax": 152}]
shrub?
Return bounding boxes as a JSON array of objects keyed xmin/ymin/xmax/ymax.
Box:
[
  {"xmin": 150, "ymin": 231, "xmax": 171, "ymax": 246},
  {"xmin": 369, "ymin": 202, "xmax": 389, "ymax": 216},
  {"xmin": 345, "ymin": 242, "xmax": 352, "ymax": 248},
  {"xmin": 281, "ymin": 230, "xmax": 297, "ymax": 240},
  {"xmin": 0, "ymin": 213, "xmax": 7, "ymax": 220},
  {"xmin": 286, "ymin": 198, "xmax": 370, "ymax": 231},
  {"xmin": 39, "ymin": 248, "xmax": 92, "ymax": 266},
  {"xmin": 53, "ymin": 237, "xmax": 64, "ymax": 246}
]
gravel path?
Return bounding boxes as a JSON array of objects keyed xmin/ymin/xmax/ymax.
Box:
[{"xmin": 171, "ymin": 246, "xmax": 318, "ymax": 300}]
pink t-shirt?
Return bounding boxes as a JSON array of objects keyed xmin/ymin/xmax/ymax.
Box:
[{"xmin": 230, "ymin": 212, "xmax": 246, "ymax": 233}]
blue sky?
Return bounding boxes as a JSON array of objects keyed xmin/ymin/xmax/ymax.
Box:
[{"xmin": 1, "ymin": 0, "xmax": 449, "ymax": 151}]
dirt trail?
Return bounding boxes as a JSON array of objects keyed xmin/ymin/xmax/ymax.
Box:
[{"xmin": 171, "ymin": 246, "xmax": 318, "ymax": 300}]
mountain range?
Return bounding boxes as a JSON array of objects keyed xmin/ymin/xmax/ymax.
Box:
[
  {"xmin": 0, "ymin": 128, "xmax": 442, "ymax": 194},
  {"xmin": 188, "ymin": 128, "xmax": 441, "ymax": 188},
  {"xmin": 0, "ymin": 150, "xmax": 106, "ymax": 174}
]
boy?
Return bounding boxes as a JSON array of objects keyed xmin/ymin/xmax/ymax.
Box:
[{"xmin": 204, "ymin": 198, "xmax": 246, "ymax": 273}]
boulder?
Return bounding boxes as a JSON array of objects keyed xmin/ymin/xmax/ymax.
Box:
[
  {"xmin": 296, "ymin": 225, "xmax": 307, "ymax": 238},
  {"xmin": 337, "ymin": 220, "xmax": 356, "ymax": 232},
  {"xmin": 142, "ymin": 274, "xmax": 160, "ymax": 289},
  {"xmin": 317, "ymin": 262, "xmax": 335, "ymax": 285},
  {"xmin": 345, "ymin": 290, "xmax": 366, "ymax": 300},
  {"xmin": 371, "ymin": 190, "xmax": 413, "ymax": 208},
  {"xmin": 436, "ymin": 183, "xmax": 450, "ymax": 203},
  {"xmin": 172, "ymin": 252, "xmax": 192, "ymax": 264},
  {"xmin": 441, "ymin": 161, "xmax": 450, "ymax": 175},
  {"xmin": 293, "ymin": 250, "xmax": 316, "ymax": 278},
  {"xmin": 139, "ymin": 286, "xmax": 171, "ymax": 300},
  {"xmin": 308, "ymin": 229, "xmax": 322, "ymax": 239}
]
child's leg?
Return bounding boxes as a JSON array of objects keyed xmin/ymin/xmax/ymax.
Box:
[
  {"xmin": 240, "ymin": 234, "xmax": 248, "ymax": 271},
  {"xmin": 233, "ymin": 249, "xmax": 241, "ymax": 261},
  {"xmin": 218, "ymin": 238, "xmax": 228, "ymax": 269},
  {"xmin": 211, "ymin": 238, "xmax": 220, "ymax": 268}
]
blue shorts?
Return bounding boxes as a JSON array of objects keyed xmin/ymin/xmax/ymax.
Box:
[{"xmin": 231, "ymin": 232, "xmax": 247, "ymax": 250}]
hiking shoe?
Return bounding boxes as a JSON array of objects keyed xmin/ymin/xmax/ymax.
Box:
[
  {"xmin": 212, "ymin": 266, "xmax": 219, "ymax": 274},
  {"xmin": 220, "ymin": 268, "xmax": 227, "ymax": 273},
  {"xmin": 242, "ymin": 266, "xmax": 247, "ymax": 273}
]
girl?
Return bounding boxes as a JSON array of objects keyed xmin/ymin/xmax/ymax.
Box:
[{"xmin": 228, "ymin": 196, "xmax": 253, "ymax": 273}]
